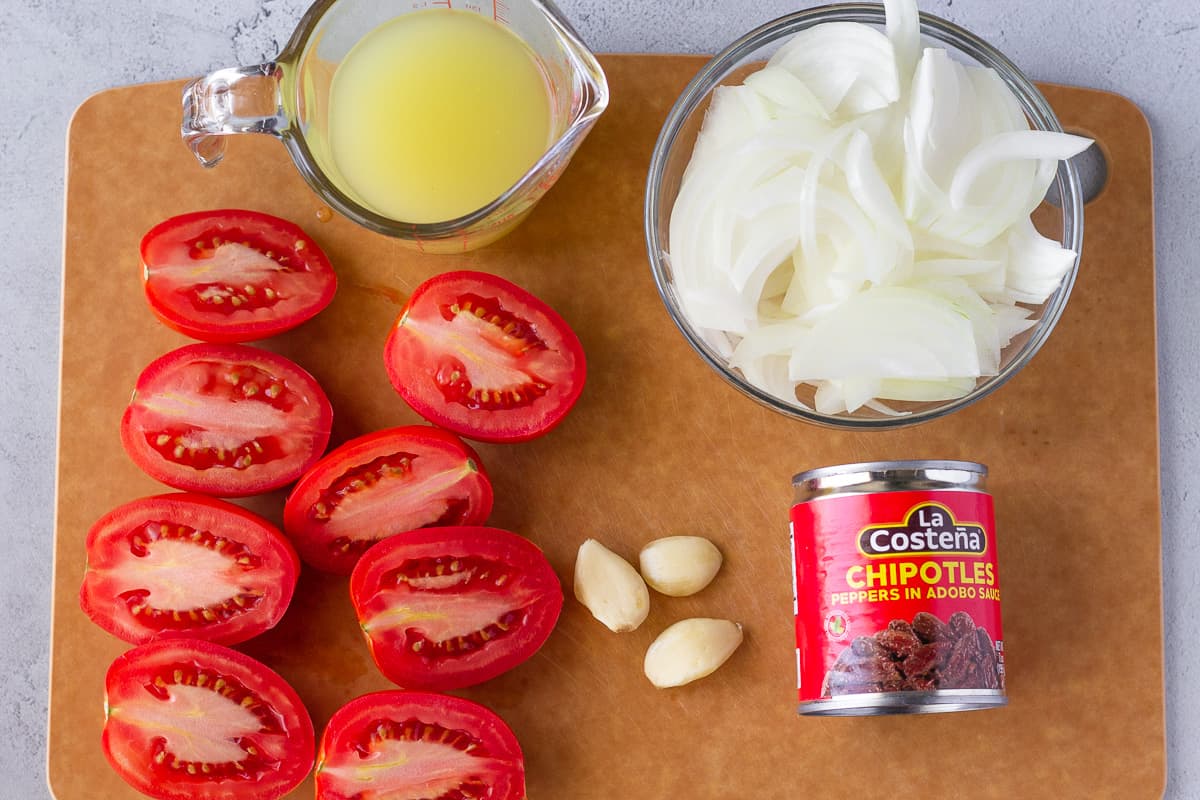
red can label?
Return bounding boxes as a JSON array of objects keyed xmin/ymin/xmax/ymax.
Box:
[{"xmin": 790, "ymin": 490, "xmax": 1004, "ymax": 703}]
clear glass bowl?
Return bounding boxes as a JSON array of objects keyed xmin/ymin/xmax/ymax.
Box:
[{"xmin": 644, "ymin": 3, "xmax": 1084, "ymax": 429}]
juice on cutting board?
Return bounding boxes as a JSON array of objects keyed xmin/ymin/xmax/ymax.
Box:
[{"xmin": 328, "ymin": 9, "xmax": 553, "ymax": 224}]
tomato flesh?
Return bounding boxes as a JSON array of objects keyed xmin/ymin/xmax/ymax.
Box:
[
  {"xmin": 121, "ymin": 343, "xmax": 333, "ymax": 496},
  {"xmin": 384, "ymin": 270, "xmax": 586, "ymax": 442},
  {"xmin": 141, "ymin": 209, "xmax": 337, "ymax": 343},
  {"xmin": 284, "ymin": 426, "xmax": 493, "ymax": 574},
  {"xmin": 316, "ymin": 691, "xmax": 524, "ymax": 800},
  {"xmin": 80, "ymin": 493, "xmax": 300, "ymax": 645},
  {"xmin": 103, "ymin": 639, "xmax": 314, "ymax": 800},
  {"xmin": 350, "ymin": 526, "xmax": 563, "ymax": 690}
]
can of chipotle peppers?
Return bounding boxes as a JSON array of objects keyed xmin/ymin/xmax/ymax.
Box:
[{"xmin": 790, "ymin": 460, "xmax": 1006, "ymax": 715}]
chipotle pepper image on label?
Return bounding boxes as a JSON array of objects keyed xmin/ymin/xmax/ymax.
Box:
[{"xmin": 790, "ymin": 461, "xmax": 1006, "ymax": 716}]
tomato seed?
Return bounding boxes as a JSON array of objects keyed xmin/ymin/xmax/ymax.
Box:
[{"xmin": 308, "ymin": 453, "xmax": 417, "ymax": 525}]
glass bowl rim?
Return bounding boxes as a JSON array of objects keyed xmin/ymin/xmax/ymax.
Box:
[{"xmin": 643, "ymin": 2, "xmax": 1085, "ymax": 430}]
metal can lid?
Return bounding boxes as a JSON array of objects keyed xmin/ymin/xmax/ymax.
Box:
[
  {"xmin": 798, "ymin": 689, "xmax": 1007, "ymax": 716},
  {"xmin": 792, "ymin": 460, "xmax": 987, "ymax": 501}
]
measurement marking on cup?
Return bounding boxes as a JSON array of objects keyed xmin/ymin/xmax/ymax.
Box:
[{"xmin": 494, "ymin": 0, "xmax": 509, "ymax": 23}]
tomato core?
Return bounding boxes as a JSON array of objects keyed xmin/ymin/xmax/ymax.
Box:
[{"xmin": 126, "ymin": 663, "xmax": 286, "ymax": 781}]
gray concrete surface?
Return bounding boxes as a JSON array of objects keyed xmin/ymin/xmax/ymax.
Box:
[{"xmin": 2, "ymin": 1, "xmax": 1194, "ymax": 797}]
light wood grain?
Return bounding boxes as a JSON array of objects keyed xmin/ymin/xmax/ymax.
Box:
[{"xmin": 50, "ymin": 57, "xmax": 1162, "ymax": 799}]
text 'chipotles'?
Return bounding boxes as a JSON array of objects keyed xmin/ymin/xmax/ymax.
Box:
[{"xmin": 790, "ymin": 460, "xmax": 1006, "ymax": 716}]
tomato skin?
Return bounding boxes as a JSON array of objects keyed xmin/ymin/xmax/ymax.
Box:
[
  {"xmin": 283, "ymin": 425, "xmax": 494, "ymax": 575},
  {"xmin": 80, "ymin": 493, "xmax": 300, "ymax": 646},
  {"xmin": 141, "ymin": 209, "xmax": 337, "ymax": 343},
  {"xmin": 315, "ymin": 691, "xmax": 525, "ymax": 800},
  {"xmin": 120, "ymin": 343, "xmax": 333, "ymax": 497},
  {"xmin": 103, "ymin": 639, "xmax": 315, "ymax": 800},
  {"xmin": 383, "ymin": 270, "xmax": 587, "ymax": 443},
  {"xmin": 351, "ymin": 526, "xmax": 563, "ymax": 691}
]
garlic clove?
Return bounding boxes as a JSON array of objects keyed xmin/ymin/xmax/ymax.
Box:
[
  {"xmin": 644, "ymin": 618, "xmax": 744, "ymax": 688},
  {"xmin": 638, "ymin": 536, "xmax": 723, "ymax": 597},
  {"xmin": 573, "ymin": 539, "xmax": 650, "ymax": 633}
]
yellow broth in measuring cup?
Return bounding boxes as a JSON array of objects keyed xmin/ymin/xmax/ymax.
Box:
[
  {"xmin": 183, "ymin": 0, "xmax": 608, "ymax": 251},
  {"xmin": 329, "ymin": 10, "xmax": 553, "ymax": 225}
]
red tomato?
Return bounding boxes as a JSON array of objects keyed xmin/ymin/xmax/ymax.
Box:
[
  {"xmin": 383, "ymin": 270, "xmax": 586, "ymax": 443},
  {"xmin": 103, "ymin": 639, "xmax": 315, "ymax": 800},
  {"xmin": 120, "ymin": 343, "xmax": 333, "ymax": 497},
  {"xmin": 283, "ymin": 425, "xmax": 494, "ymax": 575},
  {"xmin": 315, "ymin": 691, "xmax": 524, "ymax": 800},
  {"xmin": 350, "ymin": 526, "xmax": 563, "ymax": 690},
  {"xmin": 80, "ymin": 493, "xmax": 300, "ymax": 646},
  {"xmin": 141, "ymin": 209, "xmax": 337, "ymax": 343}
]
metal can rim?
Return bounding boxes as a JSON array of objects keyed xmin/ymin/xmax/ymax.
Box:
[
  {"xmin": 798, "ymin": 689, "xmax": 1008, "ymax": 716},
  {"xmin": 791, "ymin": 459, "xmax": 987, "ymax": 487}
]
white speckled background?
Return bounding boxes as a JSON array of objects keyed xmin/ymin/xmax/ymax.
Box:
[{"xmin": 4, "ymin": 1, "xmax": 1193, "ymax": 797}]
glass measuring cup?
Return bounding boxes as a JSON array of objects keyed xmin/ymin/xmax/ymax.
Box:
[{"xmin": 182, "ymin": 0, "xmax": 609, "ymax": 251}]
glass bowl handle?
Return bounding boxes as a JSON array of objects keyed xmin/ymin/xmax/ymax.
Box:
[{"xmin": 181, "ymin": 63, "xmax": 288, "ymax": 168}]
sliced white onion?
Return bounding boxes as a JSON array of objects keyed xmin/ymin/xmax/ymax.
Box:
[
  {"xmin": 878, "ymin": 377, "xmax": 979, "ymax": 402},
  {"xmin": 967, "ymin": 65, "xmax": 1028, "ymax": 137},
  {"xmin": 730, "ymin": 321, "xmax": 809, "ymax": 367},
  {"xmin": 911, "ymin": 227, "xmax": 1006, "ymax": 260},
  {"xmin": 865, "ymin": 398, "xmax": 912, "ymax": 417},
  {"xmin": 768, "ymin": 22, "xmax": 901, "ymax": 117},
  {"xmin": 912, "ymin": 257, "xmax": 1007, "ymax": 300},
  {"xmin": 692, "ymin": 86, "xmax": 773, "ymax": 157},
  {"xmin": 908, "ymin": 47, "xmax": 981, "ymax": 187},
  {"xmin": 912, "ymin": 257, "xmax": 1002, "ymax": 277},
  {"xmin": 679, "ymin": 286, "xmax": 746, "ymax": 333},
  {"xmin": 917, "ymin": 277, "xmax": 1002, "ymax": 374},
  {"xmin": 787, "ymin": 287, "xmax": 980, "ymax": 382},
  {"xmin": 1004, "ymin": 217, "xmax": 1079, "ymax": 304},
  {"xmin": 844, "ymin": 130, "xmax": 913, "ymax": 249},
  {"xmin": 666, "ymin": 0, "xmax": 1092, "ymax": 416},
  {"xmin": 991, "ymin": 302, "xmax": 1038, "ymax": 346},
  {"xmin": 949, "ymin": 131, "xmax": 1093, "ymax": 209},
  {"xmin": 744, "ymin": 67, "xmax": 830, "ymax": 119},
  {"xmin": 884, "ymin": 0, "xmax": 921, "ymax": 90}
]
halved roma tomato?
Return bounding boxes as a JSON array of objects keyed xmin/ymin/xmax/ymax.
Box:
[
  {"xmin": 141, "ymin": 209, "xmax": 337, "ymax": 343},
  {"xmin": 351, "ymin": 526, "xmax": 563, "ymax": 690},
  {"xmin": 283, "ymin": 425, "xmax": 493, "ymax": 575},
  {"xmin": 315, "ymin": 691, "xmax": 524, "ymax": 800},
  {"xmin": 384, "ymin": 270, "xmax": 586, "ymax": 443},
  {"xmin": 103, "ymin": 639, "xmax": 315, "ymax": 800},
  {"xmin": 80, "ymin": 493, "xmax": 300, "ymax": 645},
  {"xmin": 120, "ymin": 343, "xmax": 333, "ymax": 496}
]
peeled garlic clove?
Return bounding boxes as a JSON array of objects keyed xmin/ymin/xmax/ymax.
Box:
[
  {"xmin": 573, "ymin": 539, "xmax": 650, "ymax": 632},
  {"xmin": 638, "ymin": 536, "xmax": 723, "ymax": 596},
  {"xmin": 644, "ymin": 618, "xmax": 744, "ymax": 688}
]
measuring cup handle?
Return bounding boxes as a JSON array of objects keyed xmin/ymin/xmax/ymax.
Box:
[{"xmin": 182, "ymin": 62, "xmax": 287, "ymax": 168}]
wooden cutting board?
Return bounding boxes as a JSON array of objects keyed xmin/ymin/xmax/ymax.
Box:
[{"xmin": 49, "ymin": 56, "xmax": 1162, "ymax": 799}]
